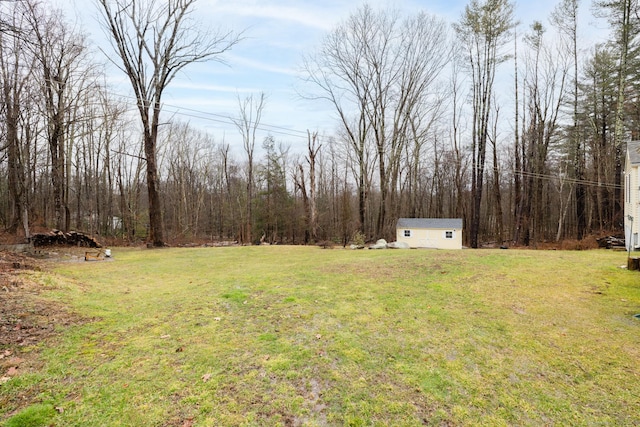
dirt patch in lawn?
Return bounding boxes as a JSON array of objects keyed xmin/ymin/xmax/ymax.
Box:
[{"xmin": 0, "ymin": 249, "xmax": 88, "ymax": 386}]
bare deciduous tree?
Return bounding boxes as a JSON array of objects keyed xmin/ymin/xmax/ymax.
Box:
[
  {"xmin": 294, "ymin": 131, "xmax": 321, "ymax": 243},
  {"xmin": 519, "ymin": 21, "xmax": 569, "ymax": 245},
  {"xmin": 25, "ymin": 1, "xmax": 90, "ymax": 231},
  {"xmin": 303, "ymin": 5, "xmax": 451, "ymax": 239},
  {"xmin": 96, "ymin": 0, "xmax": 240, "ymax": 246},
  {"xmin": 0, "ymin": 2, "xmax": 33, "ymax": 236},
  {"xmin": 552, "ymin": 0, "xmax": 585, "ymax": 240},
  {"xmin": 233, "ymin": 92, "xmax": 266, "ymax": 244},
  {"xmin": 455, "ymin": 0, "xmax": 515, "ymax": 248}
]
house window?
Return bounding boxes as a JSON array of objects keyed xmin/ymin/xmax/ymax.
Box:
[
  {"xmin": 445, "ymin": 231, "xmax": 454, "ymax": 239},
  {"xmin": 403, "ymin": 230, "xmax": 411, "ymax": 237}
]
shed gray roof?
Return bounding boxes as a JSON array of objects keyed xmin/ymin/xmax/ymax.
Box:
[
  {"xmin": 629, "ymin": 141, "xmax": 640, "ymax": 165},
  {"xmin": 397, "ymin": 218, "xmax": 463, "ymax": 230}
]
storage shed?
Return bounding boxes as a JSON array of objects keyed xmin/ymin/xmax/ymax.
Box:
[
  {"xmin": 396, "ymin": 218, "xmax": 463, "ymax": 249},
  {"xmin": 625, "ymin": 141, "xmax": 640, "ymax": 252}
]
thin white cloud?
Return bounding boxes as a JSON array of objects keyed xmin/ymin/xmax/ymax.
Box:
[
  {"xmin": 225, "ymin": 54, "xmax": 300, "ymax": 77},
  {"xmin": 170, "ymin": 82, "xmax": 259, "ymax": 94},
  {"xmin": 203, "ymin": 1, "xmax": 340, "ymax": 31},
  {"xmin": 56, "ymin": 0, "xmax": 609, "ymax": 157}
]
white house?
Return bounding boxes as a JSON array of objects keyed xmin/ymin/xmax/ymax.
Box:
[
  {"xmin": 625, "ymin": 141, "xmax": 640, "ymax": 252},
  {"xmin": 396, "ymin": 218, "xmax": 463, "ymax": 250}
]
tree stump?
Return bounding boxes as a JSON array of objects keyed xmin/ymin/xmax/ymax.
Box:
[{"xmin": 628, "ymin": 257, "xmax": 640, "ymax": 271}]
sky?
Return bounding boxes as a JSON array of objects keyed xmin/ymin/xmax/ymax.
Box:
[{"xmin": 59, "ymin": 0, "xmax": 611, "ymax": 155}]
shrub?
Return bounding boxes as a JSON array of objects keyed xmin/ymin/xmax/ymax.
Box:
[{"xmin": 351, "ymin": 231, "xmax": 366, "ymax": 247}]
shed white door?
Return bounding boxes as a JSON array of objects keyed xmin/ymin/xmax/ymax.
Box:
[{"xmin": 423, "ymin": 230, "xmax": 437, "ymax": 248}]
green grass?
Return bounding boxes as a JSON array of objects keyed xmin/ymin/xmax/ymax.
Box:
[
  {"xmin": 3, "ymin": 403, "xmax": 55, "ymax": 427},
  {"xmin": 1, "ymin": 246, "xmax": 639, "ymax": 426}
]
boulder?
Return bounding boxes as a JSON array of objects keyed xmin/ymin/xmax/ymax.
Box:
[
  {"xmin": 387, "ymin": 241, "xmax": 410, "ymax": 249},
  {"xmin": 369, "ymin": 239, "xmax": 387, "ymax": 249}
]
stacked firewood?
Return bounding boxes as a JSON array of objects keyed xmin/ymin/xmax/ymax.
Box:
[
  {"xmin": 30, "ymin": 230, "xmax": 102, "ymax": 248},
  {"xmin": 596, "ymin": 235, "xmax": 626, "ymax": 249}
]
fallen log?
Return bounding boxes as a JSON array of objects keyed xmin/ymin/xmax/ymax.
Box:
[{"xmin": 84, "ymin": 251, "xmax": 104, "ymax": 261}]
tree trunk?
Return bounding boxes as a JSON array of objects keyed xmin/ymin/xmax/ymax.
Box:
[
  {"xmin": 144, "ymin": 131, "xmax": 164, "ymax": 246},
  {"xmin": 307, "ymin": 131, "xmax": 320, "ymax": 242}
]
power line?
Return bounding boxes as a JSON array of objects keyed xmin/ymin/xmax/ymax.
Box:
[
  {"xmin": 105, "ymin": 91, "xmax": 318, "ymax": 142},
  {"xmin": 63, "ymin": 90, "xmax": 627, "ymax": 191},
  {"xmin": 498, "ymin": 167, "xmax": 622, "ymax": 189}
]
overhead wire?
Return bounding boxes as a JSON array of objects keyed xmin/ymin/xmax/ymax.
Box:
[
  {"xmin": 491, "ymin": 166, "xmax": 623, "ymax": 189},
  {"xmin": 104, "ymin": 91, "xmax": 319, "ymax": 141},
  {"xmin": 71, "ymin": 90, "xmax": 627, "ymax": 190}
]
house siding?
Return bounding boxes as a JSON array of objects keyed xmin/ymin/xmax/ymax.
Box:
[{"xmin": 625, "ymin": 142, "xmax": 640, "ymax": 251}]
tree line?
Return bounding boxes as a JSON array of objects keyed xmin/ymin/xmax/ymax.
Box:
[{"xmin": 0, "ymin": 0, "xmax": 636, "ymax": 247}]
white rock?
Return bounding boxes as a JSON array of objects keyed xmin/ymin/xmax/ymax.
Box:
[
  {"xmin": 387, "ymin": 241, "xmax": 410, "ymax": 249},
  {"xmin": 369, "ymin": 239, "xmax": 387, "ymax": 249}
]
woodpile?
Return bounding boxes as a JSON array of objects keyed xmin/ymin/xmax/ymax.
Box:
[
  {"xmin": 30, "ymin": 230, "xmax": 102, "ymax": 248},
  {"xmin": 596, "ymin": 235, "xmax": 625, "ymax": 249}
]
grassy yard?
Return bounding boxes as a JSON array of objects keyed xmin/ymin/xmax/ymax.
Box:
[{"xmin": 1, "ymin": 246, "xmax": 639, "ymax": 426}]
